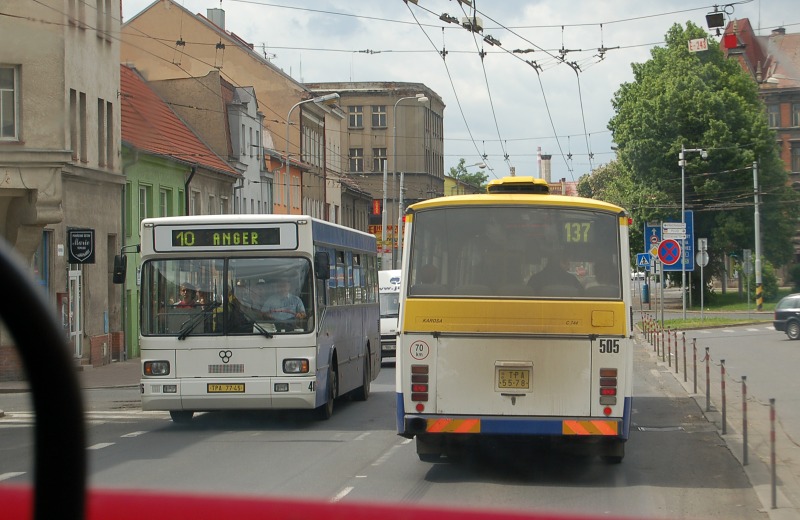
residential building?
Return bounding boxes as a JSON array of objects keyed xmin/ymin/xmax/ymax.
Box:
[
  {"xmin": 444, "ymin": 175, "xmax": 483, "ymax": 196},
  {"xmin": 120, "ymin": 65, "xmax": 240, "ymax": 357},
  {"xmin": 723, "ymin": 19, "xmax": 800, "ymax": 261},
  {"xmin": 1, "ymin": 0, "xmax": 123, "ymax": 379},
  {"xmin": 120, "ymin": 2, "xmax": 358, "ymax": 226},
  {"xmin": 305, "ymin": 82, "xmax": 445, "ymax": 267}
]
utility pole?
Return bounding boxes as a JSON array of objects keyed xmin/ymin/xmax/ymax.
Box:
[{"xmin": 753, "ymin": 161, "xmax": 763, "ymax": 311}]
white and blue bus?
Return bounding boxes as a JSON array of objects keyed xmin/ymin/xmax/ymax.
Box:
[
  {"xmin": 396, "ymin": 177, "xmax": 633, "ymax": 462},
  {"xmin": 136, "ymin": 215, "xmax": 380, "ymax": 422}
]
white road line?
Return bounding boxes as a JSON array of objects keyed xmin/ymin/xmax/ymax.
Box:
[
  {"xmin": 0, "ymin": 472, "xmax": 25, "ymax": 482},
  {"xmin": 330, "ymin": 486, "xmax": 353, "ymax": 503},
  {"xmin": 120, "ymin": 431, "xmax": 148, "ymax": 438},
  {"xmin": 87, "ymin": 443, "xmax": 115, "ymax": 450},
  {"xmin": 353, "ymin": 432, "xmax": 370, "ymax": 441},
  {"xmin": 371, "ymin": 444, "xmax": 403, "ymax": 467}
]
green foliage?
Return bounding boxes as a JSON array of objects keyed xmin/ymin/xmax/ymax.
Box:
[
  {"xmin": 604, "ymin": 21, "xmax": 799, "ymax": 277},
  {"xmin": 448, "ymin": 158, "xmax": 489, "ymax": 189},
  {"xmin": 738, "ymin": 259, "xmax": 780, "ymax": 302}
]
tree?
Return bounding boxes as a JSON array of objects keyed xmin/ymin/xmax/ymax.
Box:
[
  {"xmin": 449, "ymin": 158, "xmax": 489, "ymax": 190},
  {"xmin": 606, "ymin": 21, "xmax": 799, "ymax": 300}
]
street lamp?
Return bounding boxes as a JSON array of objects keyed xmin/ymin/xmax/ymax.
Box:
[
  {"xmin": 678, "ymin": 145, "xmax": 707, "ymax": 319},
  {"xmin": 284, "ymin": 93, "xmax": 340, "ymax": 215},
  {"xmin": 392, "ymin": 93, "xmax": 428, "ymax": 268}
]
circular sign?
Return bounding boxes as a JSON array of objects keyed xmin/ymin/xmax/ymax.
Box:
[
  {"xmin": 657, "ymin": 239, "xmax": 681, "ymax": 266},
  {"xmin": 696, "ymin": 251, "xmax": 709, "ymax": 267},
  {"xmin": 410, "ymin": 340, "xmax": 430, "ymax": 360}
]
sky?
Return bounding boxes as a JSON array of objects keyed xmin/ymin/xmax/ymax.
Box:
[{"xmin": 121, "ymin": 0, "xmax": 798, "ymax": 183}]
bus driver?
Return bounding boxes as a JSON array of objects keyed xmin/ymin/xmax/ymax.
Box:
[{"xmin": 261, "ymin": 278, "xmax": 306, "ymax": 330}]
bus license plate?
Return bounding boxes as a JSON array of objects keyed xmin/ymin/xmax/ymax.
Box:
[
  {"xmin": 498, "ymin": 368, "xmax": 530, "ymax": 389},
  {"xmin": 207, "ymin": 383, "xmax": 245, "ymax": 393}
]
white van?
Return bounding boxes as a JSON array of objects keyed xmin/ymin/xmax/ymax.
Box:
[{"xmin": 378, "ymin": 270, "xmax": 401, "ymax": 360}]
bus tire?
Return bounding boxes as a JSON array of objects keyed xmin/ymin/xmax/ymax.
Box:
[
  {"xmin": 416, "ymin": 435, "xmax": 443, "ymax": 462},
  {"xmin": 169, "ymin": 410, "xmax": 194, "ymax": 423},
  {"xmin": 352, "ymin": 351, "xmax": 371, "ymax": 402},
  {"xmin": 315, "ymin": 365, "xmax": 337, "ymax": 420},
  {"xmin": 600, "ymin": 440, "xmax": 624, "ymax": 464}
]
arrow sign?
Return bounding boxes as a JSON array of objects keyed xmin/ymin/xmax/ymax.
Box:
[
  {"xmin": 637, "ymin": 253, "xmax": 652, "ymax": 267},
  {"xmin": 658, "ymin": 239, "xmax": 681, "ymax": 266}
]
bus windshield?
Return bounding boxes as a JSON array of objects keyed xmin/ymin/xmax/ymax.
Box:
[
  {"xmin": 141, "ymin": 257, "xmax": 314, "ymax": 336},
  {"xmin": 408, "ymin": 205, "xmax": 622, "ymax": 299}
]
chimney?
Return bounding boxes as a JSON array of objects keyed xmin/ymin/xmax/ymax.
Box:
[
  {"xmin": 207, "ymin": 8, "xmax": 225, "ymax": 30},
  {"xmin": 540, "ymin": 155, "xmax": 552, "ymax": 183},
  {"xmin": 772, "ymin": 27, "xmax": 786, "ymax": 36}
]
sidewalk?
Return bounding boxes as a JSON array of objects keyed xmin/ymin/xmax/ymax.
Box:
[{"xmin": 0, "ymin": 358, "xmax": 140, "ymax": 394}]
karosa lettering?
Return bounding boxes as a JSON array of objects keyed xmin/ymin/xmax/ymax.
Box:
[{"xmin": 422, "ymin": 318, "xmax": 443, "ymax": 323}]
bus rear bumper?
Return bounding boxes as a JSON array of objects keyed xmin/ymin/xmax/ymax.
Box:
[
  {"xmin": 140, "ymin": 377, "xmax": 316, "ymax": 411},
  {"xmin": 403, "ymin": 414, "xmax": 625, "ymax": 438}
]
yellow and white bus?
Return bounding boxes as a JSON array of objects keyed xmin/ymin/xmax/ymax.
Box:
[
  {"xmin": 135, "ymin": 215, "xmax": 380, "ymax": 422},
  {"xmin": 396, "ymin": 177, "xmax": 633, "ymax": 463}
]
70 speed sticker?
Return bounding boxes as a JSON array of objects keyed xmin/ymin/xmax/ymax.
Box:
[{"xmin": 410, "ymin": 340, "xmax": 430, "ymax": 360}]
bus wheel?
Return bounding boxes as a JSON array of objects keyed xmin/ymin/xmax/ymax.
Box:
[
  {"xmin": 169, "ymin": 411, "xmax": 194, "ymax": 423},
  {"xmin": 315, "ymin": 366, "xmax": 337, "ymax": 420},
  {"xmin": 416, "ymin": 436, "xmax": 443, "ymax": 462},
  {"xmin": 600, "ymin": 440, "xmax": 624, "ymax": 464},
  {"xmin": 353, "ymin": 352, "xmax": 371, "ymax": 402}
]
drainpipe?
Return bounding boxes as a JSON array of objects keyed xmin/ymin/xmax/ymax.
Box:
[{"xmin": 184, "ymin": 165, "xmax": 197, "ymax": 215}]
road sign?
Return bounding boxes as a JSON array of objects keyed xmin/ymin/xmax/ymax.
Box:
[
  {"xmin": 696, "ymin": 251, "xmax": 709, "ymax": 267},
  {"xmin": 644, "ymin": 224, "xmax": 661, "ymax": 258},
  {"xmin": 662, "ymin": 222, "xmax": 686, "ymax": 239},
  {"xmin": 662, "ymin": 211, "xmax": 694, "ymax": 272},
  {"xmin": 637, "ymin": 253, "xmax": 652, "ymax": 268},
  {"xmin": 658, "ymin": 239, "xmax": 681, "ymax": 266}
]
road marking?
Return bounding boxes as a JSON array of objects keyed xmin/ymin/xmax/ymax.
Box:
[
  {"xmin": 0, "ymin": 472, "xmax": 25, "ymax": 481},
  {"xmin": 330, "ymin": 486, "xmax": 353, "ymax": 502},
  {"xmin": 354, "ymin": 432, "xmax": 370, "ymax": 441},
  {"xmin": 87, "ymin": 443, "xmax": 115, "ymax": 450},
  {"xmin": 371, "ymin": 443, "xmax": 403, "ymax": 467},
  {"xmin": 121, "ymin": 431, "xmax": 148, "ymax": 438}
]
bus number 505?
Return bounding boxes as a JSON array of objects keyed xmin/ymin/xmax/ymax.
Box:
[{"xmin": 599, "ymin": 339, "xmax": 620, "ymax": 353}]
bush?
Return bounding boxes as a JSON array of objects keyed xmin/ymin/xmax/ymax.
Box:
[{"xmin": 742, "ymin": 260, "xmax": 779, "ymax": 302}]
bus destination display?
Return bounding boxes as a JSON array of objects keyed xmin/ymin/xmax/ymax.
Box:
[
  {"xmin": 172, "ymin": 228, "xmax": 280, "ymax": 248},
  {"xmin": 152, "ymin": 223, "xmax": 299, "ymax": 252}
]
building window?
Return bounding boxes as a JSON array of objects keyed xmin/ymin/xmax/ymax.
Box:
[
  {"xmin": 0, "ymin": 66, "xmax": 19, "ymax": 141},
  {"xmin": 106, "ymin": 101, "xmax": 114, "ymax": 168},
  {"xmin": 767, "ymin": 104, "xmax": 780, "ymax": 128},
  {"xmin": 97, "ymin": 99, "xmax": 106, "ymax": 166},
  {"xmin": 372, "ymin": 105, "xmax": 387, "ymax": 128},
  {"xmin": 373, "ymin": 148, "xmax": 387, "ymax": 172},
  {"xmin": 159, "ymin": 188, "xmax": 172, "ymax": 216},
  {"xmin": 69, "ymin": 90, "xmax": 78, "ymax": 158},
  {"xmin": 792, "ymin": 144, "xmax": 800, "ymax": 173},
  {"xmin": 348, "ymin": 106, "xmax": 363, "ymax": 128},
  {"xmin": 349, "ymin": 148, "xmax": 364, "ymax": 173},
  {"xmin": 793, "ymin": 103, "xmax": 800, "ymax": 127},
  {"xmin": 138, "ymin": 185, "xmax": 152, "ymax": 221},
  {"xmin": 191, "ymin": 191, "xmax": 201, "ymax": 216},
  {"xmin": 79, "ymin": 92, "xmax": 87, "ymax": 162}
]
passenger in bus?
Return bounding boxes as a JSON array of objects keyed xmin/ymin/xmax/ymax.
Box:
[
  {"xmin": 261, "ymin": 278, "xmax": 306, "ymax": 330},
  {"xmin": 527, "ymin": 251, "xmax": 583, "ymax": 295},
  {"xmin": 174, "ymin": 283, "xmax": 198, "ymax": 308}
]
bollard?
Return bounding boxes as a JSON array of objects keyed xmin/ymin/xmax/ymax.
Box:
[
  {"xmin": 681, "ymin": 332, "xmax": 686, "ymax": 380},
  {"xmin": 661, "ymin": 328, "xmax": 666, "ymax": 362},
  {"xmin": 742, "ymin": 376, "xmax": 748, "ymax": 466},
  {"xmin": 720, "ymin": 359, "xmax": 726, "ymax": 435},
  {"xmin": 705, "ymin": 347, "xmax": 710, "ymax": 412},
  {"xmin": 692, "ymin": 338, "xmax": 697, "ymax": 394},
  {"xmin": 667, "ymin": 328, "xmax": 672, "ymax": 368},
  {"xmin": 770, "ymin": 398, "xmax": 777, "ymax": 509}
]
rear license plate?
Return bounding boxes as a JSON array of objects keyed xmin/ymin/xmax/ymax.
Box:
[
  {"xmin": 497, "ymin": 368, "xmax": 530, "ymax": 389},
  {"xmin": 207, "ymin": 383, "xmax": 245, "ymax": 393}
]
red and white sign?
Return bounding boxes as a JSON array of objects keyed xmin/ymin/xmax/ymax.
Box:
[{"xmin": 688, "ymin": 38, "xmax": 708, "ymax": 52}]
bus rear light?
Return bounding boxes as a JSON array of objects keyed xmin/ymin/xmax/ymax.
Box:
[
  {"xmin": 599, "ymin": 368, "xmax": 618, "ymax": 377},
  {"xmin": 600, "ymin": 388, "xmax": 616, "ymax": 396},
  {"xmin": 410, "ymin": 365, "xmax": 429, "ymax": 402},
  {"xmin": 603, "ymin": 406, "xmax": 613, "ymax": 416},
  {"xmin": 600, "ymin": 377, "xmax": 617, "ymax": 387},
  {"xmin": 411, "ymin": 384, "xmax": 428, "ymax": 392},
  {"xmin": 144, "ymin": 360, "xmax": 170, "ymax": 376},
  {"xmin": 411, "ymin": 374, "xmax": 428, "ymax": 383},
  {"xmin": 600, "ymin": 397, "xmax": 617, "ymax": 406},
  {"xmin": 411, "ymin": 393, "xmax": 428, "ymax": 402},
  {"xmin": 411, "ymin": 365, "xmax": 429, "ymax": 374},
  {"xmin": 415, "ymin": 403, "xmax": 425, "ymax": 412}
]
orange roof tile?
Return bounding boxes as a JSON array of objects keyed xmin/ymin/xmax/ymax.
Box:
[{"xmin": 120, "ymin": 65, "xmax": 238, "ymax": 177}]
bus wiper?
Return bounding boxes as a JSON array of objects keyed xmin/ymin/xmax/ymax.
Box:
[
  {"xmin": 177, "ymin": 302, "xmax": 220, "ymax": 340},
  {"xmin": 251, "ymin": 319, "xmax": 274, "ymax": 339}
]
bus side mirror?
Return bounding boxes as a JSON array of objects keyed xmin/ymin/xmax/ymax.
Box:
[
  {"xmin": 314, "ymin": 252, "xmax": 330, "ymax": 280},
  {"xmin": 112, "ymin": 254, "xmax": 127, "ymax": 284}
]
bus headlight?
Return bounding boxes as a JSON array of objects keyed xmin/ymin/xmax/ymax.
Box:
[
  {"xmin": 283, "ymin": 359, "xmax": 309, "ymax": 374},
  {"xmin": 144, "ymin": 360, "xmax": 170, "ymax": 376}
]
